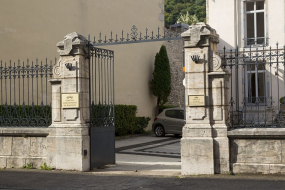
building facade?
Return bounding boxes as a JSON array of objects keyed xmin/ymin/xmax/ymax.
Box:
[
  {"xmin": 208, "ymin": 0, "xmax": 285, "ymax": 123},
  {"xmin": 205, "ymin": 0, "xmax": 285, "ymax": 174}
]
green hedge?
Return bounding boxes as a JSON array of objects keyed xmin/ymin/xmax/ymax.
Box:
[
  {"xmin": 114, "ymin": 105, "xmax": 150, "ymax": 136},
  {"xmin": 133, "ymin": 117, "xmax": 151, "ymax": 134},
  {"xmin": 114, "ymin": 105, "xmax": 137, "ymax": 136}
]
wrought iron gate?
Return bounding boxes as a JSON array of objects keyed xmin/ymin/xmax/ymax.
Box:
[
  {"xmin": 222, "ymin": 43, "xmax": 285, "ymax": 128},
  {"xmin": 89, "ymin": 46, "xmax": 115, "ymax": 168}
]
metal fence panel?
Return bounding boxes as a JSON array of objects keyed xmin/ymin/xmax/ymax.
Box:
[
  {"xmin": 0, "ymin": 59, "xmax": 54, "ymax": 127},
  {"xmin": 222, "ymin": 44, "xmax": 285, "ymax": 128}
]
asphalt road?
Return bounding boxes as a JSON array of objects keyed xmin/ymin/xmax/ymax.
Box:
[{"xmin": 1, "ymin": 170, "xmax": 285, "ymax": 190}]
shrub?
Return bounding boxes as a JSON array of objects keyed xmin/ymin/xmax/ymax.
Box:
[
  {"xmin": 280, "ymin": 97, "xmax": 285, "ymax": 104},
  {"xmin": 132, "ymin": 117, "xmax": 151, "ymax": 134},
  {"xmin": 114, "ymin": 105, "xmax": 137, "ymax": 136},
  {"xmin": 113, "ymin": 105, "xmax": 151, "ymax": 136},
  {"xmin": 150, "ymin": 45, "xmax": 171, "ymax": 115}
]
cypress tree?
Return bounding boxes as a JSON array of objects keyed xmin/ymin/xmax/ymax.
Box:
[{"xmin": 150, "ymin": 45, "xmax": 171, "ymax": 115}]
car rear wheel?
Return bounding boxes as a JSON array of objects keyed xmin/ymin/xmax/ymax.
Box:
[{"xmin": 154, "ymin": 125, "xmax": 165, "ymax": 137}]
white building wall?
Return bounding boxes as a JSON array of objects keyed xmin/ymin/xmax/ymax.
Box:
[
  {"xmin": 268, "ymin": 0, "xmax": 285, "ymax": 46},
  {"xmin": 208, "ymin": 0, "xmax": 285, "ymax": 50},
  {"xmin": 208, "ymin": 0, "xmax": 236, "ymax": 50}
]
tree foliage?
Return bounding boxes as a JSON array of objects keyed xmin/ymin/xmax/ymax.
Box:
[
  {"xmin": 150, "ymin": 45, "xmax": 171, "ymax": 115},
  {"xmin": 165, "ymin": 0, "xmax": 206, "ymax": 26}
]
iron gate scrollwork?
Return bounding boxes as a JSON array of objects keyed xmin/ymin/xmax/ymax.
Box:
[
  {"xmin": 222, "ymin": 43, "xmax": 285, "ymax": 128},
  {"xmin": 89, "ymin": 46, "xmax": 115, "ymax": 168}
]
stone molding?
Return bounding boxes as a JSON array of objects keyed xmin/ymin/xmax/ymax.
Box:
[
  {"xmin": 181, "ymin": 22, "xmax": 219, "ymax": 48},
  {"xmin": 57, "ymin": 32, "xmax": 88, "ymax": 56},
  {"xmin": 0, "ymin": 128, "xmax": 48, "ymax": 137},
  {"xmin": 228, "ymin": 128, "xmax": 285, "ymax": 138}
]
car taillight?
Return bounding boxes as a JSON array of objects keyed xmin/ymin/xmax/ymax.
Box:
[{"xmin": 154, "ymin": 117, "xmax": 157, "ymax": 121}]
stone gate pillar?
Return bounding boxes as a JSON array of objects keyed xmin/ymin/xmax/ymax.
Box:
[
  {"xmin": 47, "ymin": 32, "xmax": 90, "ymax": 171},
  {"xmin": 181, "ymin": 23, "xmax": 230, "ymax": 175}
]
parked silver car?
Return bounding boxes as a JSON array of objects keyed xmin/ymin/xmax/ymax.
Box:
[{"xmin": 152, "ymin": 108, "xmax": 185, "ymax": 137}]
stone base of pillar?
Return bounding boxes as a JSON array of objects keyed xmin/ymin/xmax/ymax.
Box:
[
  {"xmin": 213, "ymin": 137, "xmax": 229, "ymax": 174},
  {"xmin": 181, "ymin": 137, "xmax": 214, "ymax": 175},
  {"xmin": 181, "ymin": 124, "xmax": 214, "ymax": 175},
  {"xmin": 212, "ymin": 124, "xmax": 229, "ymax": 174},
  {"xmin": 47, "ymin": 124, "xmax": 90, "ymax": 171},
  {"xmin": 181, "ymin": 124, "xmax": 230, "ymax": 175}
]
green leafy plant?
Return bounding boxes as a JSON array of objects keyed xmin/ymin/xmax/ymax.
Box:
[
  {"xmin": 40, "ymin": 163, "xmax": 52, "ymax": 170},
  {"xmin": 0, "ymin": 168, "xmax": 3, "ymax": 171},
  {"xmin": 227, "ymin": 171, "xmax": 234, "ymax": 175},
  {"xmin": 21, "ymin": 163, "xmax": 34, "ymax": 169},
  {"xmin": 150, "ymin": 45, "xmax": 171, "ymax": 116},
  {"xmin": 26, "ymin": 163, "xmax": 34, "ymax": 169},
  {"xmin": 177, "ymin": 11, "xmax": 199, "ymax": 25}
]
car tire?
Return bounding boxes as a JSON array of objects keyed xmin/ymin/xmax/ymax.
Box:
[{"xmin": 154, "ymin": 125, "xmax": 165, "ymax": 137}]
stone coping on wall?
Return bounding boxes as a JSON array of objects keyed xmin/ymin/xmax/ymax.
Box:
[
  {"xmin": 0, "ymin": 128, "xmax": 49, "ymax": 137},
  {"xmin": 228, "ymin": 128, "xmax": 285, "ymax": 139}
]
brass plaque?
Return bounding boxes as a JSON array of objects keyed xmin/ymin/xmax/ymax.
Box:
[
  {"xmin": 61, "ymin": 93, "xmax": 79, "ymax": 108},
  {"xmin": 189, "ymin": 95, "xmax": 205, "ymax": 106}
]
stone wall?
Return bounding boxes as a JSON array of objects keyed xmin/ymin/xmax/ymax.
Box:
[
  {"xmin": 228, "ymin": 128, "xmax": 285, "ymax": 174},
  {"xmin": 0, "ymin": 128, "xmax": 48, "ymax": 169},
  {"xmin": 165, "ymin": 29, "xmax": 184, "ymax": 107}
]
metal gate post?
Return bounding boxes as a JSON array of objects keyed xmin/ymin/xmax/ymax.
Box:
[
  {"xmin": 47, "ymin": 32, "xmax": 90, "ymax": 171},
  {"xmin": 181, "ymin": 23, "xmax": 230, "ymax": 175}
]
